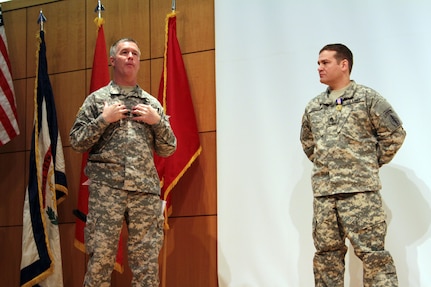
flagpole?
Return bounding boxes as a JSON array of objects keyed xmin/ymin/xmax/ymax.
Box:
[
  {"xmin": 37, "ymin": 10, "xmax": 46, "ymax": 31},
  {"xmin": 161, "ymin": 7, "xmax": 175, "ymax": 287},
  {"xmin": 94, "ymin": 0, "xmax": 105, "ymax": 19},
  {"xmin": 94, "ymin": 0, "xmax": 105, "ymax": 28}
]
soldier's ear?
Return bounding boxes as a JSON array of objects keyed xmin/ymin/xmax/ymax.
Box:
[{"xmin": 341, "ymin": 59, "xmax": 351, "ymax": 73}]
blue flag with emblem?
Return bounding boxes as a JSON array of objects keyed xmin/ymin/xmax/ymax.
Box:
[{"xmin": 20, "ymin": 29, "xmax": 68, "ymax": 287}]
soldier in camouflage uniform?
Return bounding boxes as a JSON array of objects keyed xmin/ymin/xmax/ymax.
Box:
[
  {"xmin": 70, "ymin": 38, "xmax": 176, "ymax": 287},
  {"xmin": 300, "ymin": 43, "xmax": 406, "ymax": 287}
]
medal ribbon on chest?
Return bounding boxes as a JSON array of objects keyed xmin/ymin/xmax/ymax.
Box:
[{"xmin": 335, "ymin": 97, "xmax": 343, "ymax": 111}]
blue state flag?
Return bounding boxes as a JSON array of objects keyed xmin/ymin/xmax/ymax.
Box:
[{"xmin": 20, "ymin": 29, "xmax": 68, "ymax": 287}]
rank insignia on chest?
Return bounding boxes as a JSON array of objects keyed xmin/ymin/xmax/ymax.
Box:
[{"xmin": 335, "ymin": 97, "xmax": 343, "ymax": 111}]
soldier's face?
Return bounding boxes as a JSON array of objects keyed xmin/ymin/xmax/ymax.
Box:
[
  {"xmin": 317, "ymin": 50, "xmax": 344, "ymax": 87},
  {"xmin": 111, "ymin": 41, "xmax": 141, "ymax": 78}
]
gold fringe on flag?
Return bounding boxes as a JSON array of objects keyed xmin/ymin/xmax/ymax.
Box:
[{"xmin": 94, "ymin": 16, "xmax": 105, "ymax": 28}]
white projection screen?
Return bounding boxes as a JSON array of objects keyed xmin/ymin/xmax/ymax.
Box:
[{"xmin": 216, "ymin": 1, "xmax": 431, "ymax": 286}]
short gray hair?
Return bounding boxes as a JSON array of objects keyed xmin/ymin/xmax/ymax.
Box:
[{"xmin": 109, "ymin": 38, "xmax": 140, "ymax": 57}]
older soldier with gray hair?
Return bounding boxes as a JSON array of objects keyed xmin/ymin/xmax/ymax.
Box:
[
  {"xmin": 300, "ymin": 43, "xmax": 406, "ymax": 287},
  {"xmin": 70, "ymin": 38, "xmax": 176, "ymax": 287}
]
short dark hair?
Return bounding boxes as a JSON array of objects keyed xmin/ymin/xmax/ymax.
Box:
[{"xmin": 320, "ymin": 43, "xmax": 353, "ymax": 73}]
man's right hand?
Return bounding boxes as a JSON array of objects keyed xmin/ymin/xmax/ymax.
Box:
[{"xmin": 102, "ymin": 102, "xmax": 128, "ymax": 123}]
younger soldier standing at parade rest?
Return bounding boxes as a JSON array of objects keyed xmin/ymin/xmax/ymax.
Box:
[{"xmin": 300, "ymin": 43, "xmax": 406, "ymax": 287}]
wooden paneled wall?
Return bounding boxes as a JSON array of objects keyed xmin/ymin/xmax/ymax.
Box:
[{"xmin": 0, "ymin": 0, "xmax": 216, "ymax": 286}]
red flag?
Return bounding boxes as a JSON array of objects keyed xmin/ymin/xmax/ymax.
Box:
[
  {"xmin": 73, "ymin": 19, "xmax": 125, "ymax": 273},
  {"xmin": 0, "ymin": 6, "xmax": 19, "ymax": 146},
  {"xmin": 155, "ymin": 11, "xmax": 202, "ymax": 228}
]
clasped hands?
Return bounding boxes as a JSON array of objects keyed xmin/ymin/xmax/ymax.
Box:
[{"xmin": 102, "ymin": 102, "xmax": 161, "ymax": 125}]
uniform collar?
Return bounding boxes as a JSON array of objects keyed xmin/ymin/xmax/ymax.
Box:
[
  {"xmin": 108, "ymin": 81, "xmax": 147, "ymax": 99},
  {"xmin": 322, "ymin": 80, "xmax": 357, "ymax": 104}
]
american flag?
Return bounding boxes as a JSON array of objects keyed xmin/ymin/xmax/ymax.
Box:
[{"xmin": 0, "ymin": 5, "xmax": 19, "ymax": 147}]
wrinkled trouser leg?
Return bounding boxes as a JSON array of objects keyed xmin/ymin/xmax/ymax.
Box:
[
  {"xmin": 84, "ymin": 183, "xmax": 126, "ymax": 287},
  {"xmin": 337, "ymin": 191, "xmax": 398, "ymax": 287},
  {"xmin": 313, "ymin": 196, "xmax": 347, "ymax": 287},
  {"xmin": 126, "ymin": 192, "xmax": 164, "ymax": 287}
]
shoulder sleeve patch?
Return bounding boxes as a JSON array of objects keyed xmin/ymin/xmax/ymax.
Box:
[{"xmin": 379, "ymin": 105, "xmax": 403, "ymax": 132}]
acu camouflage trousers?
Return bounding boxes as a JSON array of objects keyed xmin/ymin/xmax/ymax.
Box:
[
  {"xmin": 312, "ymin": 191, "xmax": 398, "ymax": 287},
  {"xmin": 84, "ymin": 182, "xmax": 164, "ymax": 287}
]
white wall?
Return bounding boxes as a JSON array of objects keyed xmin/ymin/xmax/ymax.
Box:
[{"xmin": 216, "ymin": 1, "xmax": 431, "ymax": 286}]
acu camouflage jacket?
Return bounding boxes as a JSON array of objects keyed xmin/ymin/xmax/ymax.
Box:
[
  {"xmin": 300, "ymin": 81, "xmax": 406, "ymax": 197},
  {"xmin": 69, "ymin": 82, "xmax": 177, "ymax": 194}
]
